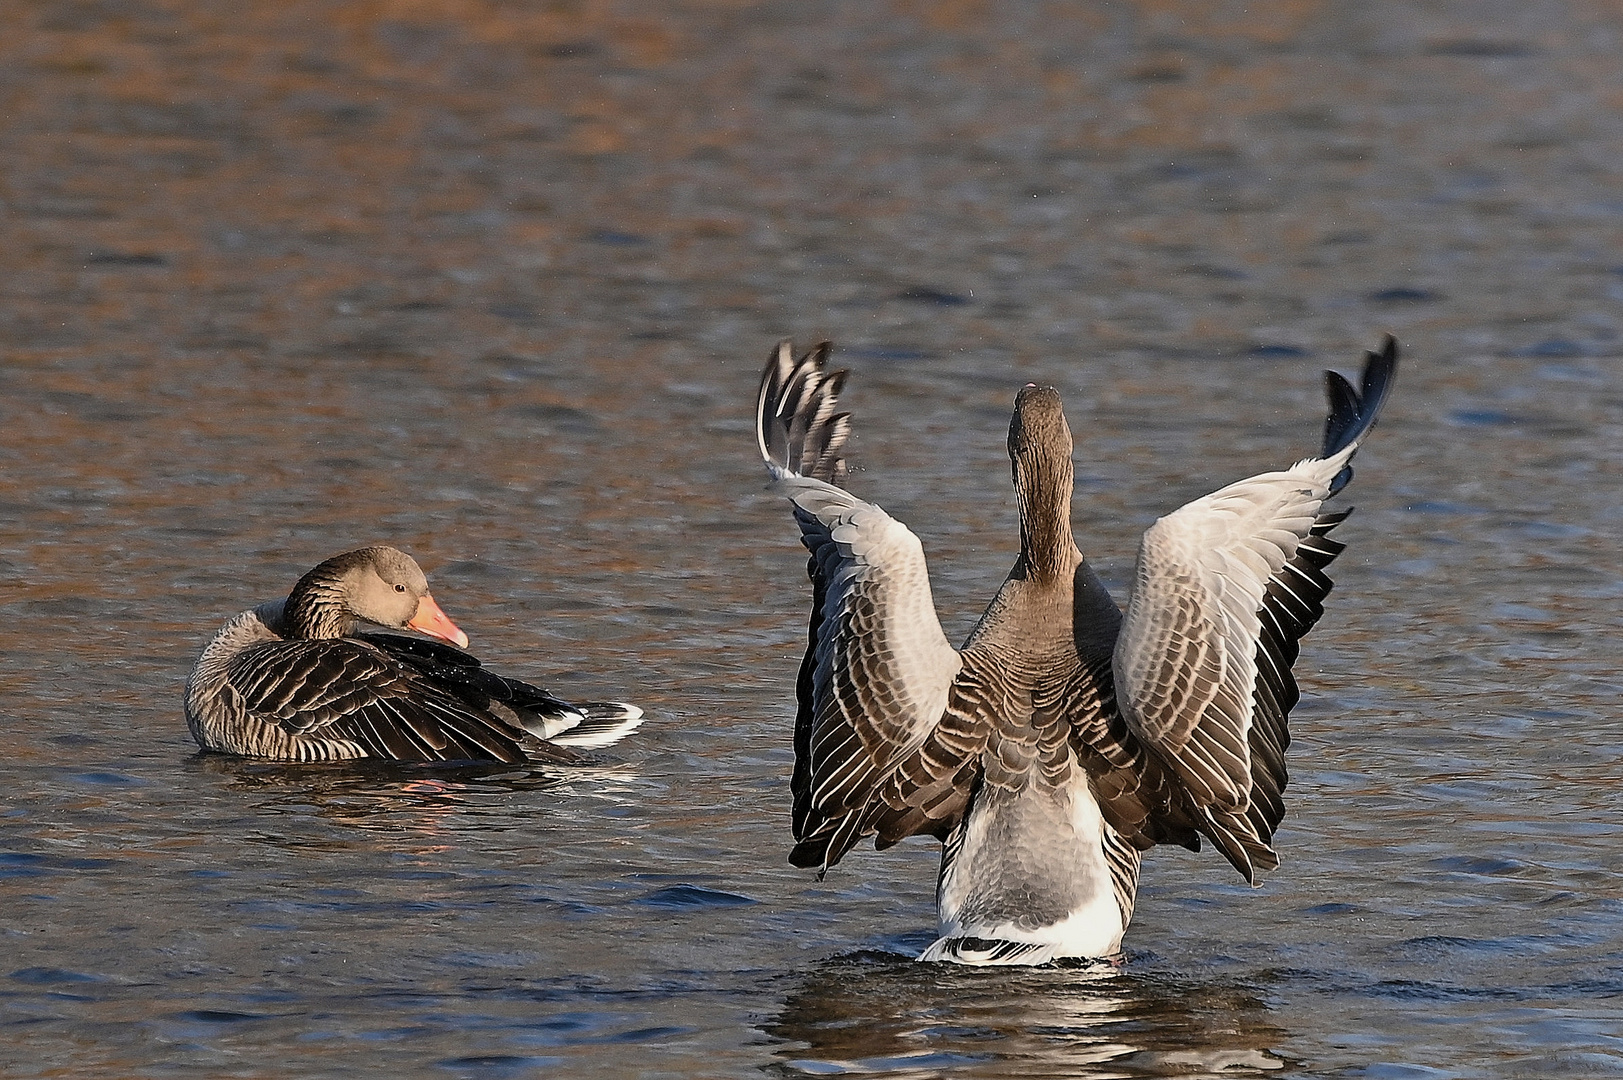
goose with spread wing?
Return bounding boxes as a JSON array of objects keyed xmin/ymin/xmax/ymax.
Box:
[
  {"xmin": 185, "ymin": 546, "xmax": 643, "ymax": 763},
  {"xmin": 756, "ymin": 338, "xmax": 1397, "ymax": 964}
]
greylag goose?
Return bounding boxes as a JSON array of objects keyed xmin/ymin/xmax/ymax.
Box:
[
  {"xmin": 756, "ymin": 337, "xmax": 1397, "ymax": 965},
  {"xmin": 185, "ymin": 546, "xmax": 643, "ymax": 763}
]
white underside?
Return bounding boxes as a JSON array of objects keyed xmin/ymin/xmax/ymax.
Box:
[{"xmin": 923, "ymin": 770, "xmax": 1126, "ymax": 965}]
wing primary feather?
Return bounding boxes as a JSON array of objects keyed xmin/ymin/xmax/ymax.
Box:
[
  {"xmin": 1323, "ymin": 335, "xmax": 1398, "ymax": 493},
  {"xmin": 757, "ymin": 340, "xmax": 852, "ymax": 483}
]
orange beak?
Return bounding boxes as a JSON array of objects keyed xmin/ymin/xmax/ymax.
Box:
[{"xmin": 408, "ymin": 594, "xmax": 469, "ymax": 649}]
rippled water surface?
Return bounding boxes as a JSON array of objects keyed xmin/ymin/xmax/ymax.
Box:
[{"xmin": 2, "ymin": 2, "xmax": 1621, "ymax": 1077}]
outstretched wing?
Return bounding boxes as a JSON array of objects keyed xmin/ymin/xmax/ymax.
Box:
[
  {"xmin": 758, "ymin": 341, "xmax": 966, "ymax": 871},
  {"xmin": 222, "ymin": 635, "xmax": 579, "ymax": 764},
  {"xmin": 1112, "ymin": 336, "xmax": 1397, "ymax": 881}
]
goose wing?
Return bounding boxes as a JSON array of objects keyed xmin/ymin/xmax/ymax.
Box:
[
  {"xmin": 360, "ymin": 632, "xmax": 604, "ymax": 739},
  {"xmin": 758, "ymin": 342, "xmax": 969, "ymax": 871},
  {"xmin": 222, "ymin": 636, "xmax": 577, "ymax": 764},
  {"xmin": 361, "ymin": 633, "xmax": 644, "ymax": 748},
  {"xmin": 1112, "ymin": 337, "xmax": 1397, "ymax": 881}
]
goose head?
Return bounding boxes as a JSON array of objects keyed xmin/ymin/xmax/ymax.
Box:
[
  {"xmin": 1008, "ymin": 384, "xmax": 1073, "ymax": 465},
  {"xmin": 283, "ymin": 546, "xmax": 469, "ymax": 647}
]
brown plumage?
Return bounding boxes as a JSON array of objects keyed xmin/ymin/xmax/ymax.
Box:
[
  {"xmin": 756, "ymin": 337, "xmax": 1397, "ymax": 963},
  {"xmin": 184, "ymin": 546, "xmax": 643, "ymax": 763}
]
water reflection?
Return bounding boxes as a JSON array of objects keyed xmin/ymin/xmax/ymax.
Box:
[
  {"xmin": 188, "ymin": 753, "xmax": 636, "ymax": 840},
  {"xmin": 766, "ymin": 952, "xmax": 1287, "ymax": 1078}
]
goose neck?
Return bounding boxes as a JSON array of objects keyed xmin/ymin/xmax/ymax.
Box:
[
  {"xmin": 1015, "ymin": 452, "xmax": 1078, "ymax": 582},
  {"xmin": 283, "ymin": 570, "xmax": 356, "ymax": 640}
]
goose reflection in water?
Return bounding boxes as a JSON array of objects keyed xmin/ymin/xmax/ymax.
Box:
[
  {"xmin": 191, "ymin": 754, "xmax": 637, "ymax": 845},
  {"xmin": 766, "ymin": 952, "xmax": 1288, "ymax": 1078}
]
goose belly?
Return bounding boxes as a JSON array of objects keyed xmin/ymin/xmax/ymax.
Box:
[{"xmin": 924, "ymin": 770, "xmax": 1127, "ymax": 965}]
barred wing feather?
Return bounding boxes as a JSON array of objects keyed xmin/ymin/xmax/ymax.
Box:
[
  {"xmin": 1113, "ymin": 469, "xmax": 1337, "ymax": 878},
  {"xmin": 758, "ymin": 342, "xmax": 964, "ymax": 871},
  {"xmin": 1112, "ymin": 337, "xmax": 1396, "ymax": 881},
  {"xmin": 224, "ymin": 637, "xmax": 565, "ymax": 764}
]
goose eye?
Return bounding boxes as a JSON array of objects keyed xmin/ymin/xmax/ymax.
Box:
[{"xmin": 394, "ymin": 583, "xmax": 407, "ymax": 593}]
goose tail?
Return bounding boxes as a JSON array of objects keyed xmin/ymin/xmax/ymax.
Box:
[
  {"xmin": 544, "ymin": 702, "xmax": 645, "ymax": 749},
  {"xmin": 919, "ymin": 936, "xmax": 1068, "ymax": 966}
]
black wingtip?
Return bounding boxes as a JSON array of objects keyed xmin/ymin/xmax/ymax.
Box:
[
  {"xmin": 1320, "ymin": 334, "xmax": 1399, "ymax": 491},
  {"xmin": 789, "ymin": 838, "xmax": 829, "ymax": 870}
]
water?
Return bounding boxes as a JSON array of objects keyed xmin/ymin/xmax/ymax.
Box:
[{"xmin": 2, "ymin": 2, "xmax": 1621, "ymax": 1076}]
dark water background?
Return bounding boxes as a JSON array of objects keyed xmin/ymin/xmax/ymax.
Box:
[{"xmin": 1, "ymin": 1, "xmax": 1620, "ymax": 1076}]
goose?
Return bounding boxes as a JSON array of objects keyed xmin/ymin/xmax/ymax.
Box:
[
  {"xmin": 184, "ymin": 546, "xmax": 643, "ymax": 763},
  {"xmin": 755, "ymin": 337, "xmax": 1397, "ymax": 965}
]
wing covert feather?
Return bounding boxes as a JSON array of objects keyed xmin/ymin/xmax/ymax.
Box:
[
  {"xmin": 1112, "ymin": 339, "xmax": 1396, "ymax": 881},
  {"xmin": 758, "ymin": 342, "xmax": 966, "ymax": 871},
  {"xmin": 222, "ymin": 637, "xmax": 567, "ymax": 764},
  {"xmin": 781, "ymin": 475, "xmax": 963, "ymax": 868}
]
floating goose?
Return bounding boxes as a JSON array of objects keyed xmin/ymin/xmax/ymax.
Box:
[
  {"xmin": 185, "ymin": 546, "xmax": 643, "ymax": 763},
  {"xmin": 756, "ymin": 338, "xmax": 1397, "ymax": 965}
]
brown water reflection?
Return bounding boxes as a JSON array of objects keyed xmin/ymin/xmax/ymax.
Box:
[
  {"xmin": 768, "ymin": 956, "xmax": 1289, "ymax": 1078},
  {"xmin": 193, "ymin": 756, "xmax": 581, "ymax": 841},
  {"xmin": 2, "ymin": 1, "xmax": 1621, "ymax": 1077}
]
